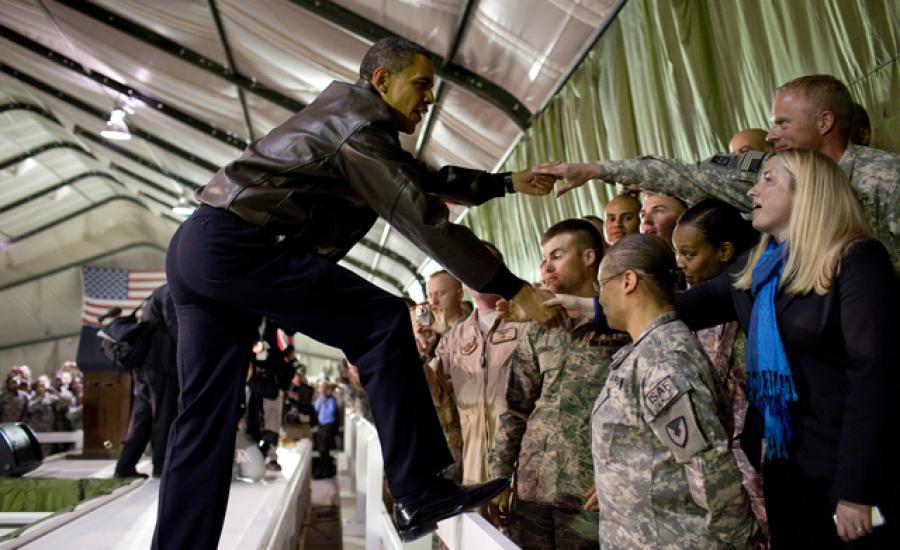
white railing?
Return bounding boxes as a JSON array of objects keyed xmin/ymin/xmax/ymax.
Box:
[
  {"xmin": 342, "ymin": 412, "xmax": 519, "ymax": 550},
  {"xmin": 34, "ymin": 430, "xmax": 83, "ymax": 450}
]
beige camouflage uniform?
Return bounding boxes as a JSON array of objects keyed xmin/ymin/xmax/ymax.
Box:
[
  {"xmin": 490, "ymin": 318, "xmax": 629, "ymax": 549},
  {"xmin": 431, "ymin": 310, "xmax": 520, "ymax": 486},
  {"xmin": 592, "ymin": 311, "xmax": 757, "ymax": 549},
  {"xmin": 595, "ymin": 143, "xmax": 900, "ymax": 271}
]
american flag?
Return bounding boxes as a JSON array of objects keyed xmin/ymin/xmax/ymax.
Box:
[{"xmin": 80, "ymin": 266, "xmax": 167, "ymax": 327}]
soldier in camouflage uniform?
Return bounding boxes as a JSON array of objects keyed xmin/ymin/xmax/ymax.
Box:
[
  {"xmin": 592, "ymin": 234, "xmax": 756, "ymax": 549},
  {"xmin": 537, "ymin": 75, "xmax": 899, "ymax": 272},
  {"xmin": 490, "ymin": 219, "xmax": 630, "ymax": 549},
  {"xmin": 0, "ymin": 374, "xmax": 26, "ymax": 423},
  {"xmin": 25, "ymin": 376, "xmax": 59, "ymax": 455}
]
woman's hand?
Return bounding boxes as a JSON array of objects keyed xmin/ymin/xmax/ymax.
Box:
[
  {"xmin": 834, "ymin": 500, "xmax": 873, "ymax": 542},
  {"xmin": 543, "ymin": 294, "xmax": 595, "ymax": 319}
]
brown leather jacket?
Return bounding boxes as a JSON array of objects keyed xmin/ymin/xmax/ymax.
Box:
[{"xmin": 198, "ymin": 79, "xmax": 523, "ymax": 298}]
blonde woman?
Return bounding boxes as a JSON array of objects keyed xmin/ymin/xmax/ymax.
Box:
[{"xmin": 676, "ymin": 149, "xmax": 897, "ymax": 548}]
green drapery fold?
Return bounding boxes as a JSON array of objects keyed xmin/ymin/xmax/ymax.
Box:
[{"xmin": 461, "ymin": 0, "xmax": 899, "ymax": 283}]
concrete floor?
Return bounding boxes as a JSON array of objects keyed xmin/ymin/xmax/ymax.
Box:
[{"xmin": 300, "ymin": 454, "xmax": 363, "ymax": 550}]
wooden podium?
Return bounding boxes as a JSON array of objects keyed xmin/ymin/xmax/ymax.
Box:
[
  {"xmin": 72, "ymin": 326, "xmax": 134, "ymax": 459},
  {"xmin": 71, "ymin": 370, "xmax": 132, "ymax": 459}
]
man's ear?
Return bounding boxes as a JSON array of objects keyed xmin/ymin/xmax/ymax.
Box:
[
  {"xmin": 371, "ymin": 66, "xmax": 390, "ymax": 95},
  {"xmin": 583, "ymin": 248, "xmax": 597, "ymax": 270},
  {"xmin": 818, "ymin": 110, "xmax": 836, "ymax": 136},
  {"xmin": 717, "ymin": 241, "xmax": 735, "ymax": 263}
]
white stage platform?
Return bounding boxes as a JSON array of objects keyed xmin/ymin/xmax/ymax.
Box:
[{"xmin": 0, "ymin": 440, "xmax": 312, "ymax": 550}]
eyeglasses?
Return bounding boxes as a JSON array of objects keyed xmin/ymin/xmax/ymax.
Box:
[{"xmin": 595, "ymin": 270, "xmax": 642, "ymax": 292}]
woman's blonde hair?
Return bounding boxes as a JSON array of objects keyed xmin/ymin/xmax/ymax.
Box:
[{"xmin": 734, "ymin": 149, "xmax": 872, "ymax": 295}]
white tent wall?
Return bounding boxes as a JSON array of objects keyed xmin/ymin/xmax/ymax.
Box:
[{"xmin": 1, "ymin": 242, "xmax": 166, "ymax": 376}]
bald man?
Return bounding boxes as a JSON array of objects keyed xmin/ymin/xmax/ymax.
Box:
[{"xmin": 729, "ymin": 128, "xmax": 772, "ymax": 155}]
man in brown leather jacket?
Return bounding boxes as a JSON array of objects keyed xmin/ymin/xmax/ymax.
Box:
[{"xmin": 154, "ymin": 36, "xmax": 562, "ymax": 549}]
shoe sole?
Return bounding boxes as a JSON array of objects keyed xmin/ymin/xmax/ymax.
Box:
[{"xmin": 397, "ymin": 481, "xmax": 508, "ymax": 542}]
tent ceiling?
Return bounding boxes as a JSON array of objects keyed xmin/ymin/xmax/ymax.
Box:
[{"xmin": 0, "ymin": 0, "xmax": 622, "ymax": 369}]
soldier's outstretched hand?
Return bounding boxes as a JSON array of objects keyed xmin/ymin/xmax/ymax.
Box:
[
  {"xmin": 511, "ymin": 168, "xmax": 558, "ymax": 196},
  {"xmin": 532, "ymin": 161, "xmax": 601, "ymax": 197},
  {"xmin": 503, "ymin": 284, "xmax": 566, "ymax": 327},
  {"xmin": 543, "ymin": 293, "xmax": 594, "ymax": 319}
]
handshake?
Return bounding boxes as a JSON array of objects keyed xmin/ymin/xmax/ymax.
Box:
[
  {"xmin": 499, "ymin": 286, "xmax": 598, "ymax": 327},
  {"xmin": 498, "ymin": 285, "xmax": 567, "ymax": 327}
]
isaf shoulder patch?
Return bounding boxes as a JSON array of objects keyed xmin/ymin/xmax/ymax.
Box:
[{"xmin": 644, "ymin": 375, "xmax": 678, "ymax": 416}]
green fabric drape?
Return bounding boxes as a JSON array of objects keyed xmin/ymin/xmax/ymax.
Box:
[
  {"xmin": 461, "ymin": 0, "xmax": 899, "ymax": 283},
  {"xmin": 0, "ymin": 477, "xmax": 128, "ymax": 512},
  {"xmin": 0, "ymin": 477, "xmax": 130, "ymax": 541}
]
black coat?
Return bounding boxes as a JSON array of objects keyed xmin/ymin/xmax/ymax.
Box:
[
  {"xmin": 197, "ymin": 79, "xmax": 521, "ymax": 299},
  {"xmin": 676, "ymin": 239, "xmax": 898, "ymax": 508}
]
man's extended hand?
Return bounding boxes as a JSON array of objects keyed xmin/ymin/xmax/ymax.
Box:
[
  {"xmin": 502, "ymin": 285, "xmax": 566, "ymax": 327},
  {"xmin": 532, "ymin": 161, "xmax": 601, "ymax": 197},
  {"xmin": 543, "ymin": 293, "xmax": 595, "ymax": 319},
  {"xmin": 511, "ymin": 168, "xmax": 557, "ymax": 196}
]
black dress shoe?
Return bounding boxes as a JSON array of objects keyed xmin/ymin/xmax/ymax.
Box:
[
  {"xmin": 393, "ymin": 477, "xmax": 509, "ymax": 542},
  {"xmin": 114, "ymin": 470, "xmax": 149, "ymax": 479}
]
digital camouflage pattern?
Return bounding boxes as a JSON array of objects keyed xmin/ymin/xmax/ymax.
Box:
[
  {"xmin": 507, "ymin": 499, "xmax": 600, "ymax": 550},
  {"xmin": 592, "ymin": 312, "xmax": 757, "ymax": 549},
  {"xmin": 596, "ymin": 143, "xmax": 899, "ymax": 271},
  {"xmin": 489, "ymin": 317, "xmax": 629, "ymax": 511}
]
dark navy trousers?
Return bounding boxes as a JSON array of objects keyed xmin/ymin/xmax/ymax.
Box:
[{"xmin": 152, "ymin": 205, "xmax": 451, "ymax": 550}]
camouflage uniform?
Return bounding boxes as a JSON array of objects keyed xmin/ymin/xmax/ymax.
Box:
[
  {"xmin": 596, "ymin": 143, "xmax": 900, "ymax": 270},
  {"xmin": 25, "ymin": 391, "xmax": 59, "ymax": 455},
  {"xmin": 432, "ymin": 310, "xmax": 520, "ymax": 485},
  {"xmin": 0, "ymin": 390, "xmax": 26, "ymax": 423},
  {"xmin": 490, "ymin": 318, "xmax": 629, "ymax": 549},
  {"xmin": 591, "ymin": 311, "xmax": 757, "ymax": 549},
  {"xmin": 695, "ymin": 324, "xmax": 767, "ymax": 535}
]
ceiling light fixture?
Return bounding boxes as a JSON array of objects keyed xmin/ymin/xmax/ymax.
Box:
[{"xmin": 100, "ymin": 108, "xmax": 132, "ymax": 141}]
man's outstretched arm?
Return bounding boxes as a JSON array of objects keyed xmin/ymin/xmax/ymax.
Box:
[
  {"xmin": 338, "ymin": 123, "xmax": 564, "ymax": 326},
  {"xmin": 534, "ymin": 151, "xmax": 767, "ymax": 210}
]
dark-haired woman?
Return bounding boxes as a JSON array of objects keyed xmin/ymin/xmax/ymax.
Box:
[
  {"xmin": 672, "ymin": 198, "xmax": 766, "ymax": 534},
  {"xmin": 590, "ymin": 233, "xmax": 757, "ymax": 548}
]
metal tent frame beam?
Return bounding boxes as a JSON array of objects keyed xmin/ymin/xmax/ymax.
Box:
[
  {"xmin": 0, "ymin": 24, "xmax": 247, "ymax": 150},
  {"xmin": 2, "ymin": 195, "xmax": 178, "ymax": 246},
  {"xmin": 416, "ymin": 0, "xmax": 474, "ymax": 158},
  {"xmin": 0, "ymin": 170, "xmax": 120, "ymax": 214},
  {"xmin": 0, "ymin": 66, "xmax": 221, "ymax": 173},
  {"xmin": 53, "ymin": 0, "xmax": 304, "ymax": 114},
  {"xmin": 208, "ymin": 0, "xmax": 255, "ymax": 143},
  {"xmin": 0, "ymin": 141, "xmax": 95, "ymax": 171},
  {"xmin": 289, "ymin": 0, "xmax": 531, "ymax": 129},
  {"xmin": 74, "ymin": 127, "xmax": 202, "ymax": 190},
  {"xmin": 0, "ymin": 241, "xmax": 166, "ymax": 293}
]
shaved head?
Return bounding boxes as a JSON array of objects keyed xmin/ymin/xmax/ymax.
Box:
[{"xmin": 729, "ymin": 128, "xmax": 772, "ymax": 155}]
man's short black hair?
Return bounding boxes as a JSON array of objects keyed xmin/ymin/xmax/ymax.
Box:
[{"xmin": 359, "ymin": 37, "xmax": 431, "ymax": 81}]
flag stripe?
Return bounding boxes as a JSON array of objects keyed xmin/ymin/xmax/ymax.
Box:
[{"xmin": 81, "ymin": 266, "xmax": 165, "ymax": 327}]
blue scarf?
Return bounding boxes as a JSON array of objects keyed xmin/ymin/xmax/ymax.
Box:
[{"xmin": 746, "ymin": 240, "xmax": 798, "ymax": 460}]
